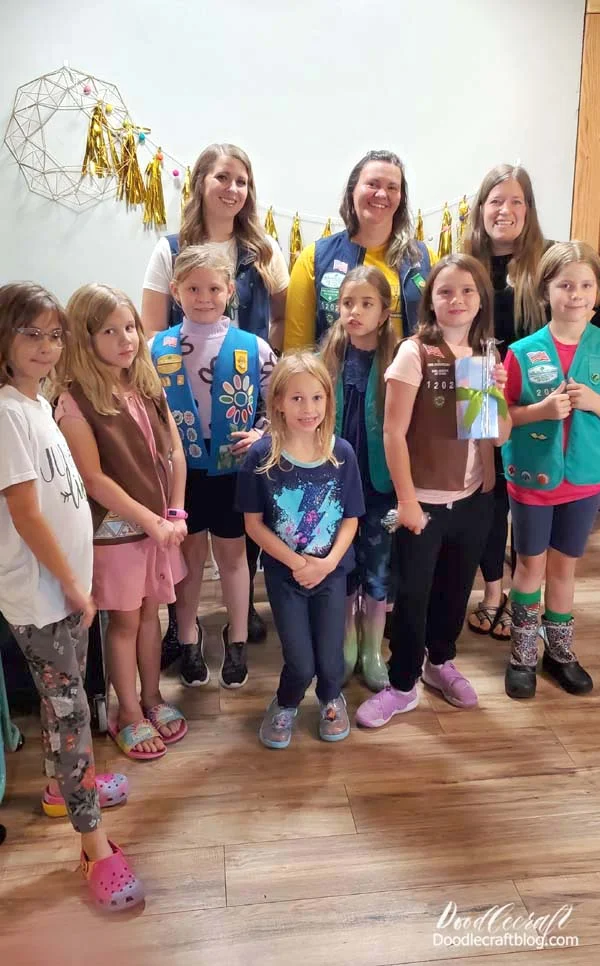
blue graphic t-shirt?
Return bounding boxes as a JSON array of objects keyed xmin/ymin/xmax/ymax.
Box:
[{"xmin": 236, "ymin": 435, "xmax": 365, "ymax": 575}]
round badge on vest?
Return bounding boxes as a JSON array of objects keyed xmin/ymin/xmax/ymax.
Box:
[{"xmin": 156, "ymin": 353, "xmax": 182, "ymax": 376}]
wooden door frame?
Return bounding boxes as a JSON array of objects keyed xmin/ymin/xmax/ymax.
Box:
[{"xmin": 571, "ymin": 0, "xmax": 600, "ymax": 247}]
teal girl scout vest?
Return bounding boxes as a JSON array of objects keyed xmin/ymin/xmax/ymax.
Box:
[
  {"xmin": 334, "ymin": 358, "xmax": 392, "ymax": 493},
  {"xmin": 151, "ymin": 324, "xmax": 260, "ymax": 476},
  {"xmin": 502, "ymin": 323, "xmax": 600, "ymax": 490}
]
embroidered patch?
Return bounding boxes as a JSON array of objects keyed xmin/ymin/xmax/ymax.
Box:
[
  {"xmin": 320, "ymin": 271, "xmax": 345, "ymax": 306},
  {"xmin": 591, "ymin": 372, "xmax": 600, "ymax": 385},
  {"xmin": 526, "ymin": 350, "xmax": 551, "ymax": 363},
  {"xmin": 186, "ymin": 428, "xmax": 198, "ymax": 442},
  {"xmin": 189, "ymin": 443, "xmax": 202, "ymax": 458},
  {"xmin": 183, "ymin": 411, "xmax": 195, "ymax": 425},
  {"xmin": 423, "ymin": 345, "xmax": 445, "ymax": 358},
  {"xmin": 156, "ymin": 353, "xmax": 182, "ymax": 376},
  {"xmin": 176, "ymin": 374, "xmax": 185, "ymax": 385},
  {"xmin": 333, "ymin": 260, "xmax": 348, "ymax": 273},
  {"xmin": 520, "ymin": 470, "xmax": 532, "ymax": 482},
  {"xmin": 433, "ymin": 395, "xmax": 445, "ymax": 408},
  {"xmin": 234, "ymin": 349, "xmax": 248, "ymax": 375},
  {"xmin": 219, "ymin": 375, "xmax": 255, "ymax": 425},
  {"xmin": 413, "ymin": 272, "xmax": 426, "ymax": 291},
  {"xmin": 536, "ymin": 473, "xmax": 549, "ymax": 485},
  {"xmin": 161, "ymin": 376, "xmax": 171, "ymax": 388},
  {"xmin": 172, "ymin": 410, "xmax": 183, "ymax": 425},
  {"xmin": 530, "ymin": 432, "xmax": 548, "ymax": 440},
  {"xmin": 527, "ymin": 364, "xmax": 558, "ymax": 384},
  {"xmin": 164, "ymin": 336, "xmax": 178, "ymax": 348},
  {"xmin": 507, "ymin": 464, "xmax": 516, "ymax": 477}
]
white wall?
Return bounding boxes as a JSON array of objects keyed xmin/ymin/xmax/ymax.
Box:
[{"xmin": 0, "ymin": 0, "xmax": 586, "ymax": 306}]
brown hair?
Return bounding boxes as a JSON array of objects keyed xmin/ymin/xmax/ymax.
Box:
[
  {"xmin": 416, "ymin": 253, "xmax": 494, "ymax": 353},
  {"xmin": 463, "ymin": 163, "xmax": 546, "ymax": 333},
  {"xmin": 536, "ymin": 240, "xmax": 600, "ymax": 304},
  {"xmin": 260, "ymin": 351, "xmax": 338, "ymax": 475},
  {"xmin": 0, "ymin": 282, "xmax": 66, "ymax": 388},
  {"xmin": 339, "ymin": 150, "xmax": 421, "ymax": 269},
  {"xmin": 321, "ymin": 265, "xmax": 397, "ymax": 415},
  {"xmin": 63, "ymin": 283, "xmax": 162, "ymax": 415},
  {"xmin": 179, "ymin": 143, "xmax": 278, "ymax": 292}
]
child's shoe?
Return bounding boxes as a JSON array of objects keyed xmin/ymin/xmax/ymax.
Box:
[
  {"xmin": 356, "ymin": 684, "xmax": 418, "ymax": 728},
  {"xmin": 259, "ymin": 697, "xmax": 298, "ymax": 749},
  {"xmin": 81, "ymin": 840, "xmax": 145, "ymax": 912},
  {"xmin": 42, "ymin": 773, "xmax": 129, "ymax": 818},
  {"xmin": 422, "ymin": 659, "xmax": 478, "ymax": 708},
  {"xmin": 506, "ymin": 601, "xmax": 539, "ymax": 699},
  {"xmin": 505, "ymin": 662, "xmax": 537, "ymax": 699},
  {"xmin": 219, "ymin": 624, "xmax": 249, "ymax": 688},
  {"xmin": 319, "ymin": 694, "xmax": 350, "ymax": 742},
  {"xmin": 180, "ymin": 620, "xmax": 210, "ymax": 686},
  {"xmin": 542, "ymin": 617, "xmax": 593, "ymax": 695}
]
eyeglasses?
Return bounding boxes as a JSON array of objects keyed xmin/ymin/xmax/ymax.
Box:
[{"xmin": 16, "ymin": 326, "xmax": 65, "ymax": 347}]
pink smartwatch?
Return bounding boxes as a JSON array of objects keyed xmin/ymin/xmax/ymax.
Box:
[{"xmin": 167, "ymin": 508, "xmax": 188, "ymax": 521}]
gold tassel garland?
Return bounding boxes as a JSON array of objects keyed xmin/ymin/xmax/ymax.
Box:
[
  {"xmin": 81, "ymin": 102, "xmax": 119, "ymax": 178},
  {"xmin": 456, "ymin": 195, "xmax": 470, "ymax": 251},
  {"xmin": 264, "ymin": 206, "xmax": 279, "ymax": 242},
  {"xmin": 438, "ymin": 203, "xmax": 453, "ymax": 258},
  {"xmin": 321, "ymin": 218, "xmax": 333, "ymax": 238},
  {"xmin": 116, "ymin": 122, "xmax": 145, "ymax": 207},
  {"xmin": 181, "ymin": 166, "xmax": 192, "ymax": 215},
  {"xmin": 415, "ymin": 209, "xmax": 424, "ymax": 242},
  {"xmin": 289, "ymin": 212, "xmax": 303, "ymax": 270},
  {"xmin": 143, "ymin": 150, "xmax": 167, "ymax": 229}
]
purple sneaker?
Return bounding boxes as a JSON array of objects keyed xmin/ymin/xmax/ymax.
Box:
[
  {"xmin": 355, "ymin": 685, "xmax": 418, "ymax": 728},
  {"xmin": 422, "ymin": 659, "xmax": 478, "ymax": 708}
]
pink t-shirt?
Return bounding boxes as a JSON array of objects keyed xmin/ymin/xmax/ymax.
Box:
[
  {"xmin": 505, "ymin": 336, "xmax": 600, "ymax": 506},
  {"xmin": 385, "ymin": 340, "xmax": 483, "ymax": 505}
]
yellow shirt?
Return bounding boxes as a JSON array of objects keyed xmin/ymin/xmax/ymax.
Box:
[{"xmin": 284, "ymin": 240, "xmax": 437, "ymax": 351}]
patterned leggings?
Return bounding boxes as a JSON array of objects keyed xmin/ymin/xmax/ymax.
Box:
[{"xmin": 10, "ymin": 614, "xmax": 101, "ymax": 833}]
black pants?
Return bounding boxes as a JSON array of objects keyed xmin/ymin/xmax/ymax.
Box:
[
  {"xmin": 479, "ymin": 454, "xmax": 509, "ymax": 584},
  {"xmin": 388, "ymin": 489, "xmax": 494, "ymax": 691},
  {"xmin": 264, "ymin": 567, "xmax": 346, "ymax": 707}
]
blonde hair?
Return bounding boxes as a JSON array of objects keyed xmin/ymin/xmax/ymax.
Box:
[
  {"xmin": 339, "ymin": 150, "xmax": 421, "ymax": 268},
  {"xmin": 464, "ymin": 164, "xmax": 546, "ymax": 333},
  {"xmin": 179, "ymin": 143, "xmax": 278, "ymax": 292},
  {"xmin": 0, "ymin": 282, "xmax": 66, "ymax": 389},
  {"xmin": 536, "ymin": 240, "xmax": 600, "ymax": 304},
  {"xmin": 321, "ymin": 265, "xmax": 397, "ymax": 415},
  {"xmin": 172, "ymin": 244, "xmax": 235, "ymax": 286},
  {"xmin": 416, "ymin": 253, "xmax": 494, "ymax": 352},
  {"xmin": 260, "ymin": 352, "xmax": 338, "ymax": 475},
  {"xmin": 62, "ymin": 284, "xmax": 162, "ymax": 415}
]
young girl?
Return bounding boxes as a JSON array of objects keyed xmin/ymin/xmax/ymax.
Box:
[
  {"xmin": 151, "ymin": 245, "xmax": 276, "ymax": 690},
  {"xmin": 237, "ymin": 353, "xmax": 365, "ymax": 748},
  {"xmin": 0, "ymin": 282, "xmax": 143, "ymax": 909},
  {"xmin": 321, "ymin": 266, "xmax": 397, "ymax": 691},
  {"xmin": 56, "ymin": 284, "xmax": 187, "ymax": 761},
  {"xmin": 356, "ymin": 254, "xmax": 511, "ymax": 728},
  {"xmin": 502, "ymin": 241, "xmax": 600, "ymax": 699}
]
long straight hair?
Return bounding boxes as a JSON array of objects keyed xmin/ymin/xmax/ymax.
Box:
[
  {"xmin": 320, "ymin": 265, "xmax": 397, "ymax": 415},
  {"xmin": 416, "ymin": 253, "xmax": 494, "ymax": 353},
  {"xmin": 463, "ymin": 164, "xmax": 546, "ymax": 333},
  {"xmin": 179, "ymin": 143, "xmax": 278, "ymax": 292}
]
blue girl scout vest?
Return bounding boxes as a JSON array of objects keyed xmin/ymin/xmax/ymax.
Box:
[
  {"xmin": 166, "ymin": 234, "xmax": 270, "ymax": 339},
  {"xmin": 502, "ymin": 323, "xmax": 600, "ymax": 490},
  {"xmin": 313, "ymin": 231, "xmax": 431, "ymax": 342},
  {"xmin": 152, "ymin": 324, "xmax": 260, "ymax": 476},
  {"xmin": 334, "ymin": 358, "xmax": 392, "ymax": 494}
]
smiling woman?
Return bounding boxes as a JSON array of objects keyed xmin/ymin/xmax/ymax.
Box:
[{"xmin": 283, "ymin": 149, "xmax": 437, "ymax": 351}]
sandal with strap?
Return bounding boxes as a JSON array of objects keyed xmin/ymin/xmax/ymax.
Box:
[
  {"xmin": 42, "ymin": 773, "xmax": 129, "ymax": 817},
  {"xmin": 81, "ymin": 840, "xmax": 145, "ymax": 912},
  {"xmin": 142, "ymin": 702, "xmax": 188, "ymax": 745},
  {"xmin": 490, "ymin": 593, "xmax": 512, "ymax": 641},
  {"xmin": 468, "ymin": 598, "xmax": 502, "ymax": 636},
  {"xmin": 107, "ymin": 718, "xmax": 166, "ymax": 761}
]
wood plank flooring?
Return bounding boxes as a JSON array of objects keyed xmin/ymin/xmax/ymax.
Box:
[{"xmin": 2, "ymin": 530, "xmax": 600, "ymax": 964}]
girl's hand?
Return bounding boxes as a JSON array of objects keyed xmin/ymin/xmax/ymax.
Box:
[
  {"xmin": 539, "ymin": 381, "xmax": 571, "ymax": 420},
  {"xmin": 169, "ymin": 519, "xmax": 188, "ymax": 546},
  {"xmin": 145, "ymin": 514, "xmax": 176, "ymax": 549},
  {"xmin": 566, "ymin": 378, "xmax": 600, "ymax": 414},
  {"xmin": 492, "ymin": 363, "xmax": 508, "ymax": 391},
  {"xmin": 397, "ymin": 500, "xmax": 427, "ymax": 535},
  {"xmin": 62, "ymin": 580, "xmax": 96, "ymax": 630},
  {"xmin": 230, "ymin": 428, "xmax": 262, "ymax": 455},
  {"xmin": 294, "ymin": 555, "xmax": 333, "ymax": 589}
]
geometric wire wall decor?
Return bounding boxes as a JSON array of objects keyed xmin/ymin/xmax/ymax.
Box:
[{"xmin": 3, "ymin": 65, "xmax": 130, "ymax": 212}]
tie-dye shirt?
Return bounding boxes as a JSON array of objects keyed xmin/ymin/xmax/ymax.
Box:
[{"xmin": 236, "ymin": 435, "xmax": 365, "ymax": 575}]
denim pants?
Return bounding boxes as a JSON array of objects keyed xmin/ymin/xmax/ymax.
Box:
[{"xmin": 264, "ymin": 567, "xmax": 346, "ymax": 707}]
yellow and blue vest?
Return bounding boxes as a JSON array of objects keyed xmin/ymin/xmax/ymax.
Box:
[
  {"xmin": 502, "ymin": 323, "xmax": 600, "ymax": 490},
  {"xmin": 151, "ymin": 323, "xmax": 260, "ymax": 476}
]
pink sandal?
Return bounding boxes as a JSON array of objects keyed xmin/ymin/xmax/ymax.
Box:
[
  {"xmin": 143, "ymin": 702, "xmax": 188, "ymax": 745},
  {"xmin": 42, "ymin": 773, "xmax": 129, "ymax": 818},
  {"xmin": 81, "ymin": 840, "xmax": 145, "ymax": 912}
]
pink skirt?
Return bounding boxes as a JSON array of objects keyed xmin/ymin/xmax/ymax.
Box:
[{"xmin": 92, "ymin": 538, "xmax": 187, "ymax": 611}]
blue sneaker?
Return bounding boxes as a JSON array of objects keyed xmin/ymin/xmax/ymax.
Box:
[{"xmin": 259, "ymin": 697, "xmax": 298, "ymax": 749}]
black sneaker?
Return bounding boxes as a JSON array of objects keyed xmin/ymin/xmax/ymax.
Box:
[
  {"xmin": 247, "ymin": 603, "xmax": 267, "ymax": 644},
  {"xmin": 160, "ymin": 619, "xmax": 183, "ymax": 671},
  {"xmin": 180, "ymin": 621, "xmax": 210, "ymax": 687},
  {"xmin": 219, "ymin": 624, "xmax": 248, "ymax": 689}
]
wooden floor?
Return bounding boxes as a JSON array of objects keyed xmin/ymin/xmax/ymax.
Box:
[{"xmin": 3, "ymin": 534, "xmax": 600, "ymax": 965}]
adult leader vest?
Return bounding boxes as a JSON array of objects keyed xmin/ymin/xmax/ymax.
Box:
[
  {"xmin": 151, "ymin": 323, "xmax": 260, "ymax": 476},
  {"xmin": 313, "ymin": 231, "xmax": 431, "ymax": 342},
  {"xmin": 502, "ymin": 323, "xmax": 600, "ymax": 490}
]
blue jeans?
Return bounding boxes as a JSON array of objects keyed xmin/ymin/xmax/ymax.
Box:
[{"xmin": 264, "ymin": 567, "xmax": 346, "ymax": 707}]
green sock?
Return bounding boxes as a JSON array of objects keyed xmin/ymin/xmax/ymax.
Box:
[
  {"xmin": 510, "ymin": 588, "xmax": 541, "ymax": 606},
  {"xmin": 543, "ymin": 609, "xmax": 572, "ymax": 624}
]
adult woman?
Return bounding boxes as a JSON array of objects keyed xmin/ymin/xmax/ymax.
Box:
[
  {"xmin": 284, "ymin": 149, "xmax": 436, "ymax": 350},
  {"xmin": 464, "ymin": 164, "xmax": 548, "ymax": 640},
  {"xmin": 142, "ymin": 143, "xmax": 289, "ymax": 657}
]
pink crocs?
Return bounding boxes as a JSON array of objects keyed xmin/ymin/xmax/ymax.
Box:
[
  {"xmin": 81, "ymin": 840, "xmax": 145, "ymax": 912},
  {"xmin": 42, "ymin": 773, "xmax": 129, "ymax": 818},
  {"xmin": 356, "ymin": 684, "xmax": 419, "ymax": 728},
  {"xmin": 422, "ymin": 659, "xmax": 478, "ymax": 708}
]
